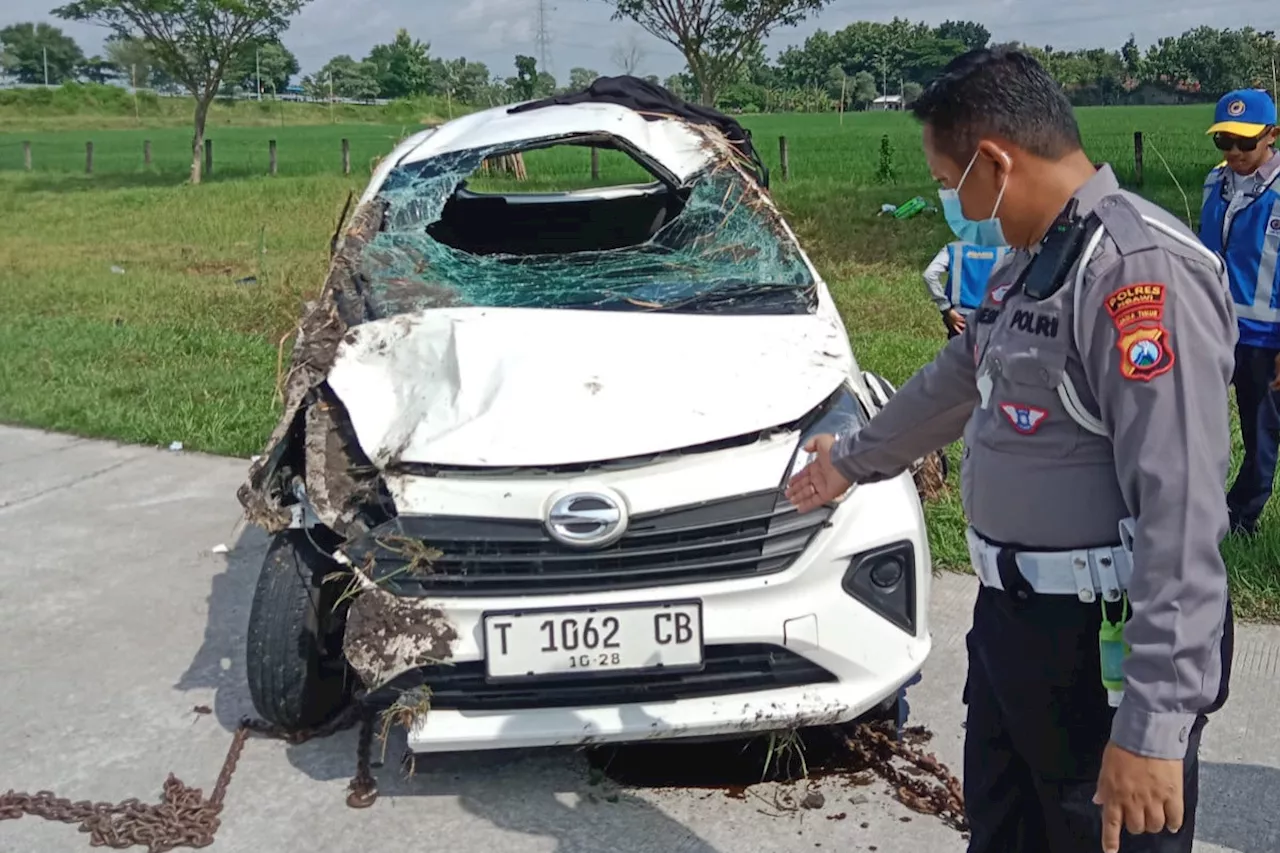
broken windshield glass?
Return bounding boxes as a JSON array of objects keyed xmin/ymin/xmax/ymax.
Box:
[{"xmin": 350, "ymin": 138, "xmax": 816, "ymax": 320}]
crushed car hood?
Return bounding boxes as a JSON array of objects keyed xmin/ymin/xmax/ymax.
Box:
[{"xmin": 325, "ymin": 306, "xmax": 852, "ymax": 468}]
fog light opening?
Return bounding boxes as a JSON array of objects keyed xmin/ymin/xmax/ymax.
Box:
[
  {"xmin": 841, "ymin": 540, "xmax": 917, "ymax": 636},
  {"xmin": 869, "ymin": 557, "xmax": 904, "ymax": 590}
]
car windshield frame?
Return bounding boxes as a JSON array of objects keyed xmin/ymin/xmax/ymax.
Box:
[{"xmin": 346, "ymin": 132, "xmax": 819, "ymax": 322}]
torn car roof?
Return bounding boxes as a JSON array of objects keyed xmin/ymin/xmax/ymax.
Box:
[{"xmin": 393, "ymin": 101, "xmax": 717, "ymax": 184}]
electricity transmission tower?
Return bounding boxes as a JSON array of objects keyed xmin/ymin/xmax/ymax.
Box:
[{"xmin": 535, "ymin": 0, "xmax": 553, "ymax": 73}]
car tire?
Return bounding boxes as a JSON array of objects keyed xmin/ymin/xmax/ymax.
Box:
[{"xmin": 245, "ymin": 529, "xmax": 352, "ymax": 731}]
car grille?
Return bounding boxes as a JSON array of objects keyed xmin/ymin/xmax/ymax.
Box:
[
  {"xmin": 367, "ymin": 644, "xmax": 837, "ymax": 711},
  {"xmin": 351, "ymin": 488, "xmax": 835, "ymax": 595}
]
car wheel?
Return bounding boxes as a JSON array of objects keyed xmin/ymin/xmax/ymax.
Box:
[{"xmin": 245, "ymin": 529, "xmax": 352, "ymax": 731}]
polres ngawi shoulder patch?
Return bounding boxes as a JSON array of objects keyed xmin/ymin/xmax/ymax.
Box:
[{"xmin": 1104, "ymin": 283, "xmax": 1175, "ymax": 382}]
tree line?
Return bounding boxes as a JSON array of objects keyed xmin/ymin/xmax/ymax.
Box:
[
  {"xmin": 5, "ymin": 0, "xmax": 1278, "ymax": 186},
  {"xmin": 0, "ymin": 22, "xmax": 300, "ymax": 96},
  {"xmin": 299, "ymin": 31, "xmax": 667, "ymax": 107},
  {"xmin": 6, "ymin": 17, "xmax": 1277, "ymax": 115},
  {"xmin": 0, "ymin": 20, "xmax": 653, "ymax": 107},
  {"xmin": 744, "ymin": 20, "xmax": 1280, "ymax": 113}
]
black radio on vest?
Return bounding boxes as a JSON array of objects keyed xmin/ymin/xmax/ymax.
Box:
[{"xmin": 1021, "ymin": 197, "xmax": 1097, "ymax": 301}]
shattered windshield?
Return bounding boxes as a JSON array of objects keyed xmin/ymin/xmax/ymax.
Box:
[{"xmin": 352, "ymin": 139, "xmax": 817, "ymax": 319}]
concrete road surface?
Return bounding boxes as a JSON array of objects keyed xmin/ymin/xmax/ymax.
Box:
[{"xmin": 1, "ymin": 425, "xmax": 1278, "ymax": 853}]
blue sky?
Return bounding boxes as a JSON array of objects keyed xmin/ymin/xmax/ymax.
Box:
[{"xmin": 6, "ymin": 0, "xmax": 1276, "ymax": 82}]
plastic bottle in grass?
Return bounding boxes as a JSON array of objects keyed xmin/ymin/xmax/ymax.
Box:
[{"xmin": 892, "ymin": 196, "xmax": 927, "ymax": 219}]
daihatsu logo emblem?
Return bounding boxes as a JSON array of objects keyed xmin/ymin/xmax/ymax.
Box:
[{"xmin": 545, "ymin": 490, "xmax": 628, "ymax": 548}]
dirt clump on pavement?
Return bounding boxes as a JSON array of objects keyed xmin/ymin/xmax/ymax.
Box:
[{"xmin": 587, "ymin": 719, "xmax": 967, "ymax": 833}]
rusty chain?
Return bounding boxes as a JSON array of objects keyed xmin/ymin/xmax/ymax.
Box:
[
  {"xmin": 345, "ymin": 706, "xmax": 378, "ymax": 808},
  {"xmin": 845, "ymin": 720, "xmax": 968, "ymax": 833},
  {"xmin": 0, "ymin": 704, "xmax": 371, "ymax": 853},
  {"xmin": 3, "ymin": 702, "xmax": 965, "ymax": 849}
]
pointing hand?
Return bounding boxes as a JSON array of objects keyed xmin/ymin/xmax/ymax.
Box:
[{"xmin": 784, "ymin": 435, "xmax": 852, "ymax": 513}]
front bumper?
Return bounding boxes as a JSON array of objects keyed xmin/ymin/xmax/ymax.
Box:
[
  {"xmin": 361, "ymin": 471, "xmax": 933, "ymax": 754},
  {"xmin": 404, "ymin": 682, "xmax": 913, "ymax": 752}
]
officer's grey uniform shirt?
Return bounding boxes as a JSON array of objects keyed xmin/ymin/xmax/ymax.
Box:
[{"xmin": 831, "ymin": 164, "xmax": 1236, "ymax": 761}]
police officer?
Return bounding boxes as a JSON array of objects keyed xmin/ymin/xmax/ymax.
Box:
[
  {"xmin": 787, "ymin": 48, "xmax": 1234, "ymax": 853},
  {"xmin": 1198, "ymin": 88, "xmax": 1280, "ymax": 536},
  {"xmin": 924, "ymin": 240, "xmax": 1013, "ymax": 337}
]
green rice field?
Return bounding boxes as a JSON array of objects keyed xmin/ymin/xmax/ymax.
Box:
[{"xmin": 1, "ymin": 106, "xmax": 1220, "ymax": 211}]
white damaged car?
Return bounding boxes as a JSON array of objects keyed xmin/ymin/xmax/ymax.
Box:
[{"xmin": 239, "ymin": 78, "xmax": 935, "ymax": 753}]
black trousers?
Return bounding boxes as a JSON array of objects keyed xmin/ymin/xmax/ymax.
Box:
[
  {"xmin": 1227, "ymin": 342, "xmax": 1280, "ymax": 533},
  {"xmin": 963, "ymin": 573, "xmax": 1234, "ymax": 853}
]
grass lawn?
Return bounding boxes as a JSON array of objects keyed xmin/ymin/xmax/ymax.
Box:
[
  {"xmin": 2, "ymin": 107, "xmax": 1277, "ymax": 619},
  {"xmin": 0, "ymin": 84, "xmax": 465, "ymax": 132}
]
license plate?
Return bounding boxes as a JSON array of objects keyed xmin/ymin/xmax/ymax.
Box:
[{"xmin": 482, "ymin": 601, "xmax": 703, "ymax": 680}]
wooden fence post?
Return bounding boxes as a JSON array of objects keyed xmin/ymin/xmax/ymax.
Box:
[
  {"xmin": 591, "ymin": 146, "xmax": 600, "ymax": 180},
  {"xmin": 204, "ymin": 138, "xmax": 213, "ymax": 178},
  {"xmin": 779, "ymin": 136, "xmax": 789, "ymax": 181},
  {"xmin": 1133, "ymin": 131, "xmax": 1144, "ymax": 187},
  {"xmin": 144, "ymin": 139, "xmax": 152, "ymax": 167},
  {"xmin": 269, "ymin": 139, "xmax": 278, "ymax": 176},
  {"xmin": 342, "ymin": 138, "xmax": 351, "ymax": 175},
  {"xmin": 85, "ymin": 141, "xmax": 94, "ymax": 174},
  {"xmin": 23, "ymin": 141, "xmax": 31, "ymax": 171}
]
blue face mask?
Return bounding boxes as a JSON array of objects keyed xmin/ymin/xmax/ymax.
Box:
[{"xmin": 938, "ymin": 148, "xmax": 1009, "ymax": 246}]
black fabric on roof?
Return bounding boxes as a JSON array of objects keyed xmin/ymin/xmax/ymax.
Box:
[{"xmin": 506, "ymin": 74, "xmax": 770, "ymax": 187}]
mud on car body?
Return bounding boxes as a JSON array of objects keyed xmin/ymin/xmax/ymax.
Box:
[{"xmin": 239, "ymin": 78, "xmax": 936, "ymax": 752}]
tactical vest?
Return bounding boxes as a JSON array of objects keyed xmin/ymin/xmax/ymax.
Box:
[
  {"xmin": 1199, "ymin": 163, "xmax": 1280, "ymax": 347},
  {"xmin": 946, "ymin": 242, "xmax": 1010, "ymax": 311}
]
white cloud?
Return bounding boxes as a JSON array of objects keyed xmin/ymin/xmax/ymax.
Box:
[{"xmin": 449, "ymin": 0, "xmax": 536, "ymax": 52}]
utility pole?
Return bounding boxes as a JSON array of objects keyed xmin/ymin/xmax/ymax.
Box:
[
  {"xmin": 535, "ymin": 0, "xmax": 553, "ymax": 75},
  {"xmin": 256, "ymin": 47, "xmax": 262, "ymax": 101},
  {"xmin": 43, "ymin": 46, "xmax": 49, "ymax": 86}
]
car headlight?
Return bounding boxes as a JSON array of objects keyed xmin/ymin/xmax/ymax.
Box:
[{"xmin": 784, "ymin": 383, "xmax": 870, "ymax": 486}]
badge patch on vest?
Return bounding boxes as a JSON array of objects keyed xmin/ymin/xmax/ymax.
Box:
[
  {"xmin": 1105, "ymin": 283, "xmax": 1175, "ymax": 381},
  {"xmin": 999, "ymin": 403, "xmax": 1048, "ymax": 434},
  {"xmin": 1118, "ymin": 327, "xmax": 1174, "ymax": 380},
  {"xmin": 1268, "ymin": 217, "xmax": 1280, "ymax": 236},
  {"xmin": 991, "ymin": 283, "xmax": 1013, "ymax": 303}
]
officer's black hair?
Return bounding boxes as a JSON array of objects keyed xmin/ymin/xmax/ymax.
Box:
[{"xmin": 911, "ymin": 46, "xmax": 1084, "ymax": 165}]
